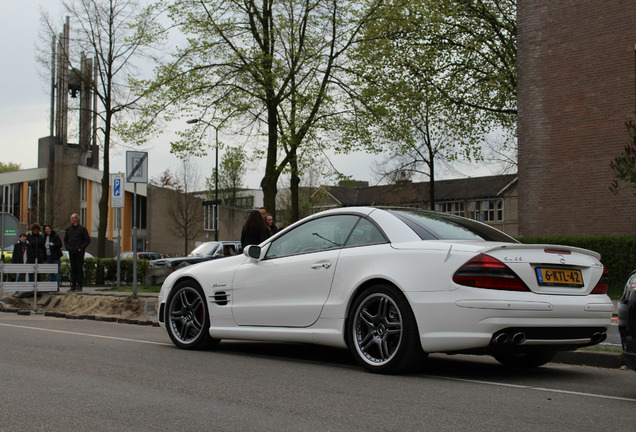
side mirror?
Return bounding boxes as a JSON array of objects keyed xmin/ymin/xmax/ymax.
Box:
[{"xmin": 244, "ymin": 245, "xmax": 262, "ymax": 260}]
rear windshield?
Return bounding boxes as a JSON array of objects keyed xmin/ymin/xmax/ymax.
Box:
[{"xmin": 388, "ymin": 208, "xmax": 518, "ymax": 243}]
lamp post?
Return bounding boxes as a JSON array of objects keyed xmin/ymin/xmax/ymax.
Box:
[{"xmin": 186, "ymin": 118, "xmax": 221, "ymax": 241}]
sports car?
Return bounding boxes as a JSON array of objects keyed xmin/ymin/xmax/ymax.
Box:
[{"xmin": 157, "ymin": 207, "xmax": 613, "ymax": 374}]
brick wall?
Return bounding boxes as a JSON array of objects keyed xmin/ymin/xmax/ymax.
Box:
[{"xmin": 518, "ymin": 0, "xmax": 636, "ymax": 236}]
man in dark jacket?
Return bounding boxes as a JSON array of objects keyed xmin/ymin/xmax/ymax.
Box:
[
  {"xmin": 12, "ymin": 233, "xmax": 32, "ymax": 281},
  {"xmin": 64, "ymin": 213, "xmax": 91, "ymax": 292}
]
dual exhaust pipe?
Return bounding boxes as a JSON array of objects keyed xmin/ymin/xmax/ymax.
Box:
[
  {"xmin": 492, "ymin": 330, "xmax": 607, "ymax": 346},
  {"xmin": 494, "ymin": 331, "xmax": 526, "ymax": 346}
]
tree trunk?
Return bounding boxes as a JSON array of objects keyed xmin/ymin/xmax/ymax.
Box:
[
  {"xmin": 97, "ymin": 112, "xmax": 111, "ymax": 258},
  {"xmin": 261, "ymin": 102, "xmax": 279, "ymax": 218}
]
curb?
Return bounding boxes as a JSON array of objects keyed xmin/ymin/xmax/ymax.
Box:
[
  {"xmin": 1, "ymin": 305, "xmax": 160, "ymax": 327},
  {"xmin": 553, "ymin": 350, "xmax": 624, "ymax": 369}
]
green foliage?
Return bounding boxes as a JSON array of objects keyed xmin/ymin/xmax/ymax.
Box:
[
  {"xmin": 346, "ymin": 0, "xmax": 517, "ymax": 182},
  {"xmin": 60, "ymin": 257, "xmax": 149, "ymax": 286},
  {"xmin": 0, "ymin": 161, "xmax": 21, "ymax": 172},
  {"xmin": 517, "ymin": 235, "xmax": 636, "ymax": 299},
  {"xmin": 127, "ymin": 0, "xmax": 386, "ymax": 221},
  {"xmin": 609, "ymin": 121, "xmax": 636, "ymax": 196}
]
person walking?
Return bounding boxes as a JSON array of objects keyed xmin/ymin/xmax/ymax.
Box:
[
  {"xmin": 241, "ymin": 210, "xmax": 268, "ymax": 248},
  {"xmin": 64, "ymin": 213, "xmax": 91, "ymax": 292},
  {"xmin": 43, "ymin": 224, "xmax": 63, "ymax": 290}
]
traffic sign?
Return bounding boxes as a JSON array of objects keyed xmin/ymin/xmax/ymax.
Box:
[
  {"xmin": 111, "ymin": 173, "xmax": 125, "ymax": 208},
  {"xmin": 126, "ymin": 151, "xmax": 148, "ymax": 183}
]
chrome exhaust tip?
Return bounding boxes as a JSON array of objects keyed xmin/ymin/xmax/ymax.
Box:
[{"xmin": 512, "ymin": 332, "xmax": 526, "ymax": 345}]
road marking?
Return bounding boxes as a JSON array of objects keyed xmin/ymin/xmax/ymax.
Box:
[
  {"xmin": 434, "ymin": 375, "xmax": 636, "ymax": 403},
  {"xmin": 0, "ymin": 322, "xmax": 172, "ymax": 346}
]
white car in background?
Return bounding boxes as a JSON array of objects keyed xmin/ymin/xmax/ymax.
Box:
[{"xmin": 157, "ymin": 207, "xmax": 612, "ymax": 374}]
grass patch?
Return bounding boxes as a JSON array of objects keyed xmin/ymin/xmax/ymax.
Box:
[{"xmin": 96, "ymin": 285, "xmax": 161, "ymax": 294}]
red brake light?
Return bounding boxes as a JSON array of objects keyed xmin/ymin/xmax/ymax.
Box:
[
  {"xmin": 453, "ymin": 254, "xmax": 530, "ymax": 291},
  {"xmin": 590, "ymin": 266, "xmax": 608, "ymax": 294},
  {"xmin": 544, "ymin": 248, "xmax": 571, "ymax": 255}
]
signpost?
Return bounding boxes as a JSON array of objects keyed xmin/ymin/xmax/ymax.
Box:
[
  {"xmin": 111, "ymin": 173, "xmax": 124, "ymax": 288},
  {"xmin": 126, "ymin": 152, "xmax": 148, "ymax": 296}
]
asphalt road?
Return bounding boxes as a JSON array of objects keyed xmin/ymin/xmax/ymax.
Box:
[{"xmin": 1, "ymin": 313, "xmax": 634, "ymax": 432}]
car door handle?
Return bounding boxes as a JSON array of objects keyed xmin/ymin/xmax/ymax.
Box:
[{"xmin": 311, "ymin": 262, "xmax": 332, "ymax": 270}]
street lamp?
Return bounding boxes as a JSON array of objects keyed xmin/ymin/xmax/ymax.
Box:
[{"xmin": 186, "ymin": 118, "xmax": 219, "ymax": 241}]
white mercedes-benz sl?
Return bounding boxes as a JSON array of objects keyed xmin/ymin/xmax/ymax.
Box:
[{"xmin": 157, "ymin": 207, "xmax": 613, "ymax": 374}]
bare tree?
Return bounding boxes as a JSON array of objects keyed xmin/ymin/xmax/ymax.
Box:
[
  {"xmin": 167, "ymin": 159, "xmax": 203, "ymax": 256},
  {"xmin": 205, "ymin": 146, "xmax": 247, "ymax": 207},
  {"xmin": 40, "ymin": 0, "xmax": 158, "ymax": 257}
]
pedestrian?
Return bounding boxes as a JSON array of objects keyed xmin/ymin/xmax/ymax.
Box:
[
  {"xmin": 241, "ymin": 210, "xmax": 268, "ymax": 248},
  {"xmin": 43, "ymin": 224, "xmax": 63, "ymax": 290},
  {"xmin": 264, "ymin": 213, "xmax": 278, "ymax": 238},
  {"xmin": 258, "ymin": 207, "xmax": 267, "ymax": 218},
  {"xmin": 64, "ymin": 213, "xmax": 91, "ymax": 292},
  {"xmin": 27, "ymin": 223, "xmax": 46, "ymax": 280},
  {"xmin": 11, "ymin": 233, "xmax": 31, "ymax": 281}
]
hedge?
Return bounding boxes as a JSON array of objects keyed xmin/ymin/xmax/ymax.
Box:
[
  {"xmin": 517, "ymin": 235, "xmax": 636, "ymax": 299},
  {"xmin": 60, "ymin": 258, "xmax": 150, "ymax": 286}
]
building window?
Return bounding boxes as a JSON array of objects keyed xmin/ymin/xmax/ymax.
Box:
[
  {"xmin": 468, "ymin": 201, "xmax": 481, "ymax": 221},
  {"xmin": 80, "ymin": 179, "xmax": 88, "ymax": 203},
  {"xmin": 435, "ymin": 201, "xmax": 464, "ymax": 216},
  {"xmin": 226, "ymin": 195, "xmax": 254, "ymax": 209},
  {"xmin": 80, "ymin": 208, "xmax": 87, "ymax": 226},
  {"xmin": 1, "ymin": 184, "xmax": 20, "ymax": 217},
  {"xmin": 204, "ymin": 205, "xmax": 216, "ymax": 231},
  {"xmin": 469, "ymin": 200, "xmax": 504, "ymax": 222},
  {"xmin": 134, "ymin": 195, "xmax": 147, "ymax": 229},
  {"xmin": 482, "ymin": 200, "xmax": 496, "ymax": 222}
]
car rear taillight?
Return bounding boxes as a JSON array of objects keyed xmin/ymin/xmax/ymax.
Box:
[
  {"xmin": 590, "ymin": 266, "xmax": 608, "ymax": 294},
  {"xmin": 453, "ymin": 254, "xmax": 530, "ymax": 291}
]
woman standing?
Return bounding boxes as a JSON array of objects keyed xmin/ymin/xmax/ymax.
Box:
[
  {"xmin": 241, "ymin": 210, "xmax": 268, "ymax": 248},
  {"xmin": 43, "ymin": 224, "xmax": 63, "ymax": 290}
]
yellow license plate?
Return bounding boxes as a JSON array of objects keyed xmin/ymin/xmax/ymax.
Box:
[{"xmin": 535, "ymin": 268, "xmax": 583, "ymax": 287}]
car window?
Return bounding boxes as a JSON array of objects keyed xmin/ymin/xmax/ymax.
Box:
[
  {"xmin": 344, "ymin": 218, "xmax": 387, "ymax": 247},
  {"xmin": 389, "ymin": 209, "xmax": 517, "ymax": 243},
  {"xmin": 266, "ymin": 215, "xmax": 359, "ymax": 258}
]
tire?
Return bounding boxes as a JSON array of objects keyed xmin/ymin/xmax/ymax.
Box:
[
  {"xmin": 165, "ymin": 280, "xmax": 220, "ymax": 350},
  {"xmin": 493, "ymin": 351, "xmax": 557, "ymax": 368},
  {"xmin": 347, "ymin": 284, "xmax": 426, "ymax": 374}
]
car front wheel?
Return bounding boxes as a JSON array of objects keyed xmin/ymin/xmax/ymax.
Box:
[
  {"xmin": 347, "ymin": 285, "xmax": 426, "ymax": 374},
  {"xmin": 165, "ymin": 280, "xmax": 220, "ymax": 350}
]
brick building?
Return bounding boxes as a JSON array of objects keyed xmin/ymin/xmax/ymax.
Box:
[
  {"xmin": 311, "ymin": 175, "xmax": 519, "ymax": 237},
  {"xmin": 517, "ymin": 1, "xmax": 636, "ymax": 236}
]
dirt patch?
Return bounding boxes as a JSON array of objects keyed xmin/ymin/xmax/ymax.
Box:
[{"xmin": 1, "ymin": 293, "xmax": 153, "ymax": 320}]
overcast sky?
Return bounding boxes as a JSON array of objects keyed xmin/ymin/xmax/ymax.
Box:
[{"xmin": 0, "ymin": 0, "xmax": 501, "ymax": 192}]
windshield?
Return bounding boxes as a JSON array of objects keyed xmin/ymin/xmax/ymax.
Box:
[
  {"xmin": 388, "ymin": 208, "xmax": 518, "ymax": 243},
  {"xmin": 188, "ymin": 242, "xmax": 220, "ymax": 256}
]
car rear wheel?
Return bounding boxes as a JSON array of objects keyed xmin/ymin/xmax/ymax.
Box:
[
  {"xmin": 348, "ymin": 284, "xmax": 426, "ymax": 374},
  {"xmin": 493, "ymin": 350, "xmax": 557, "ymax": 368},
  {"xmin": 165, "ymin": 280, "xmax": 220, "ymax": 350}
]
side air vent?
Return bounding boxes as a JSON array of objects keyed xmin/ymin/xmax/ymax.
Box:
[{"xmin": 212, "ymin": 291, "xmax": 229, "ymax": 306}]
